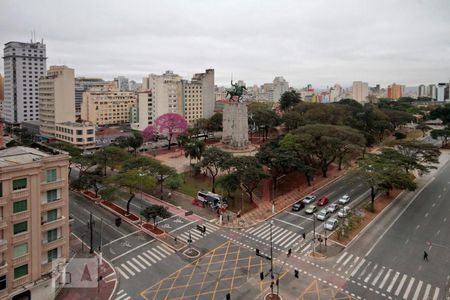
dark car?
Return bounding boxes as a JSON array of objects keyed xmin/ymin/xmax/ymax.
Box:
[{"xmin": 291, "ymin": 201, "xmax": 305, "ymax": 212}]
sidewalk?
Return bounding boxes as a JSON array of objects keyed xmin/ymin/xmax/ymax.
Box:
[{"xmin": 56, "ymin": 234, "xmax": 117, "ymax": 300}]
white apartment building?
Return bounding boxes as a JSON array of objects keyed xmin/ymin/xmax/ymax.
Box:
[
  {"xmin": 418, "ymin": 84, "xmax": 427, "ymax": 98},
  {"xmin": 39, "ymin": 66, "xmax": 75, "ymax": 138},
  {"xmin": 0, "ymin": 146, "xmax": 70, "ymax": 300},
  {"xmin": 114, "ymin": 76, "xmax": 129, "ymax": 91},
  {"xmin": 131, "ymin": 91, "xmax": 153, "ymax": 131},
  {"xmin": 81, "ymin": 89, "xmax": 137, "ymax": 125},
  {"xmin": 329, "ymin": 84, "xmax": 343, "ymax": 102},
  {"xmin": 55, "ymin": 122, "xmax": 95, "ymax": 149},
  {"xmin": 352, "ymin": 81, "xmax": 369, "ymax": 103},
  {"xmin": 2, "ymin": 41, "xmax": 47, "ymax": 124},
  {"xmin": 272, "ymin": 76, "xmax": 289, "ymax": 102}
]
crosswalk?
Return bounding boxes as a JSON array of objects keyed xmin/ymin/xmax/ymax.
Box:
[
  {"xmin": 333, "ymin": 252, "xmax": 441, "ymax": 300},
  {"xmin": 177, "ymin": 223, "xmax": 220, "ymax": 243},
  {"xmin": 115, "ymin": 289, "xmax": 131, "ymax": 300},
  {"xmin": 116, "ymin": 243, "xmax": 175, "ymax": 280},
  {"xmin": 244, "ymin": 223, "xmax": 302, "ymax": 250}
]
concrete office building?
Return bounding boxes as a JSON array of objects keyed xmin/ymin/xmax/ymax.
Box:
[
  {"xmin": 0, "ymin": 146, "xmax": 70, "ymax": 299},
  {"xmin": 387, "ymin": 83, "xmax": 403, "ymax": 99},
  {"xmin": 74, "ymin": 78, "xmax": 106, "ymax": 118},
  {"xmin": 55, "ymin": 122, "xmax": 95, "ymax": 149},
  {"xmin": 272, "ymin": 76, "xmax": 289, "ymax": 102},
  {"xmin": 0, "ymin": 74, "xmax": 4, "ymax": 101},
  {"xmin": 329, "ymin": 84, "xmax": 343, "ymax": 102},
  {"xmin": 131, "ymin": 91, "xmax": 153, "ymax": 131},
  {"xmin": 2, "ymin": 41, "xmax": 47, "ymax": 124},
  {"xmin": 39, "ymin": 66, "xmax": 75, "ymax": 138},
  {"xmin": 428, "ymin": 84, "xmax": 437, "ymax": 100},
  {"xmin": 437, "ymin": 83, "xmax": 446, "ymax": 102},
  {"xmin": 352, "ymin": 81, "xmax": 369, "ymax": 103},
  {"xmin": 114, "ymin": 76, "xmax": 129, "ymax": 91},
  {"xmin": 418, "ymin": 84, "xmax": 427, "ymax": 98},
  {"xmin": 81, "ymin": 89, "xmax": 137, "ymax": 125}
]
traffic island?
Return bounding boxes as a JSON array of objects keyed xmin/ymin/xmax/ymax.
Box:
[
  {"xmin": 264, "ymin": 293, "xmax": 282, "ymax": 300},
  {"xmin": 183, "ymin": 247, "xmax": 200, "ymax": 258}
]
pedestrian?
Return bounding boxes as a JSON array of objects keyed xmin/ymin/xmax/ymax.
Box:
[
  {"xmin": 227, "ymin": 214, "xmax": 230, "ymax": 222},
  {"xmin": 423, "ymin": 251, "xmax": 429, "ymax": 261}
]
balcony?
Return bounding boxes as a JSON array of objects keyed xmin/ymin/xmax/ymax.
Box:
[
  {"xmin": 0, "ymin": 240, "xmax": 7, "ymax": 252},
  {"xmin": 0, "ymin": 197, "xmax": 6, "ymax": 206},
  {"xmin": 41, "ymin": 216, "xmax": 66, "ymax": 231},
  {"xmin": 11, "ymin": 189, "xmax": 30, "ymax": 200},
  {"xmin": 41, "ymin": 199, "xmax": 64, "ymax": 211},
  {"xmin": 12, "ymin": 253, "xmax": 30, "ymax": 266},
  {"xmin": 12, "ymin": 211, "xmax": 30, "ymax": 222},
  {"xmin": 41, "ymin": 179, "xmax": 65, "ymax": 191},
  {"xmin": 12, "ymin": 274, "xmax": 31, "ymax": 289},
  {"xmin": 0, "ymin": 218, "xmax": 6, "ymax": 230},
  {"xmin": 42, "ymin": 236, "xmax": 65, "ymax": 252},
  {"xmin": 12, "ymin": 232, "xmax": 29, "ymax": 245}
]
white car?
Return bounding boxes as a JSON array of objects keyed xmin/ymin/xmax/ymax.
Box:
[
  {"xmin": 327, "ymin": 203, "xmax": 339, "ymax": 213},
  {"xmin": 303, "ymin": 195, "xmax": 317, "ymax": 204},
  {"xmin": 338, "ymin": 206, "xmax": 350, "ymax": 218},
  {"xmin": 316, "ymin": 209, "xmax": 330, "ymax": 221},
  {"xmin": 324, "ymin": 218, "xmax": 338, "ymax": 231},
  {"xmin": 338, "ymin": 194, "xmax": 351, "ymax": 205}
]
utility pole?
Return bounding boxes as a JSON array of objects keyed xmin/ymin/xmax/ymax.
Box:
[
  {"xmin": 312, "ymin": 213, "xmax": 316, "ymax": 256},
  {"xmin": 89, "ymin": 212, "xmax": 94, "ymax": 254},
  {"xmin": 99, "ymin": 218, "xmax": 104, "ymax": 264},
  {"xmin": 270, "ymin": 221, "xmax": 274, "ymax": 280}
]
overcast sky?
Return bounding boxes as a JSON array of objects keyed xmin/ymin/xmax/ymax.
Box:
[{"xmin": 1, "ymin": 0, "xmax": 449, "ymax": 88}]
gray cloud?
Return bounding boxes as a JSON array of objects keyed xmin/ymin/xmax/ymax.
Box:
[{"xmin": 1, "ymin": 0, "xmax": 449, "ymax": 88}]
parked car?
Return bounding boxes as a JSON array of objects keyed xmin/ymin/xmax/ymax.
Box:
[
  {"xmin": 338, "ymin": 206, "xmax": 351, "ymax": 218},
  {"xmin": 317, "ymin": 197, "xmax": 329, "ymax": 206},
  {"xmin": 327, "ymin": 203, "xmax": 339, "ymax": 213},
  {"xmin": 338, "ymin": 194, "xmax": 351, "ymax": 205},
  {"xmin": 324, "ymin": 218, "xmax": 338, "ymax": 231},
  {"xmin": 302, "ymin": 195, "xmax": 317, "ymax": 204},
  {"xmin": 316, "ymin": 209, "xmax": 330, "ymax": 221},
  {"xmin": 305, "ymin": 204, "xmax": 317, "ymax": 214},
  {"xmin": 292, "ymin": 201, "xmax": 305, "ymax": 212}
]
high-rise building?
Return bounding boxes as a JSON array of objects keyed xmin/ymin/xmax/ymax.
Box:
[
  {"xmin": 0, "ymin": 146, "xmax": 70, "ymax": 299},
  {"xmin": 418, "ymin": 84, "xmax": 427, "ymax": 98},
  {"xmin": 427, "ymin": 84, "xmax": 437, "ymax": 100},
  {"xmin": 437, "ymin": 83, "xmax": 446, "ymax": 102},
  {"xmin": 74, "ymin": 78, "xmax": 106, "ymax": 118},
  {"xmin": 189, "ymin": 69, "xmax": 215, "ymax": 119},
  {"xmin": 39, "ymin": 66, "xmax": 75, "ymax": 138},
  {"xmin": 81, "ymin": 89, "xmax": 137, "ymax": 125},
  {"xmin": 329, "ymin": 84, "xmax": 343, "ymax": 102},
  {"xmin": 2, "ymin": 41, "xmax": 47, "ymax": 124},
  {"xmin": 0, "ymin": 73, "xmax": 4, "ymax": 100},
  {"xmin": 272, "ymin": 76, "xmax": 289, "ymax": 102},
  {"xmin": 114, "ymin": 76, "xmax": 129, "ymax": 91},
  {"xmin": 387, "ymin": 83, "xmax": 403, "ymax": 99},
  {"xmin": 352, "ymin": 81, "xmax": 369, "ymax": 103},
  {"xmin": 131, "ymin": 91, "xmax": 153, "ymax": 131}
]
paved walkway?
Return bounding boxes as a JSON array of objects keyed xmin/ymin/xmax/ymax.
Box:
[{"xmin": 56, "ymin": 234, "xmax": 117, "ymax": 300}]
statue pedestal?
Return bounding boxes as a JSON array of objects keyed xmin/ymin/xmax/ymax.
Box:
[{"xmin": 222, "ymin": 102, "xmax": 249, "ymax": 150}]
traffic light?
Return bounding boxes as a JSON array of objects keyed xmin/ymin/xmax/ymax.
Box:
[
  {"xmin": 256, "ymin": 249, "xmax": 260, "ymax": 256},
  {"xmin": 260, "ymin": 272, "xmax": 264, "ymax": 281},
  {"xmin": 115, "ymin": 217, "xmax": 122, "ymax": 227},
  {"xmin": 294, "ymin": 269, "xmax": 299, "ymax": 278},
  {"xmin": 287, "ymin": 248, "xmax": 292, "ymax": 257},
  {"xmin": 226, "ymin": 293, "xmax": 231, "ymax": 300},
  {"xmin": 302, "ymin": 232, "xmax": 306, "ymax": 239}
]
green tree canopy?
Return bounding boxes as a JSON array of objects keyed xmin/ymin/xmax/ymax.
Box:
[
  {"xmin": 140, "ymin": 205, "xmax": 171, "ymax": 227},
  {"xmin": 280, "ymin": 90, "xmax": 301, "ymax": 111},
  {"xmin": 232, "ymin": 156, "xmax": 267, "ymax": 203},
  {"xmin": 200, "ymin": 147, "xmax": 233, "ymax": 193}
]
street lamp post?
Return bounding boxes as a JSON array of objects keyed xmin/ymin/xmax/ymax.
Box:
[
  {"xmin": 312, "ymin": 213, "xmax": 316, "ymax": 256},
  {"xmin": 270, "ymin": 221, "xmax": 274, "ymax": 280}
]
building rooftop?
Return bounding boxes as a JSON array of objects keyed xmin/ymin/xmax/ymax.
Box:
[
  {"xmin": 0, "ymin": 146, "xmax": 50, "ymax": 167},
  {"xmin": 57, "ymin": 121, "xmax": 95, "ymax": 127}
]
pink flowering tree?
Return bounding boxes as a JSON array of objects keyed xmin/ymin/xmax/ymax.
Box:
[
  {"xmin": 143, "ymin": 125, "xmax": 156, "ymax": 143},
  {"xmin": 153, "ymin": 113, "xmax": 188, "ymax": 150}
]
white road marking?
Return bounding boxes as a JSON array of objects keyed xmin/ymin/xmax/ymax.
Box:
[
  {"xmin": 357, "ymin": 261, "xmax": 372, "ymax": 279},
  {"xmin": 403, "ymin": 277, "xmax": 415, "ymax": 299},
  {"xmin": 132, "ymin": 257, "xmax": 146, "ymax": 269},
  {"xmin": 432, "ymin": 287, "xmax": 440, "ymax": 300},
  {"xmin": 378, "ymin": 269, "xmax": 392, "ymax": 289},
  {"xmin": 120, "ymin": 263, "xmax": 135, "ymax": 276},
  {"xmin": 137, "ymin": 255, "xmax": 152, "ymax": 267},
  {"xmin": 147, "ymin": 249, "xmax": 163, "ymax": 260},
  {"xmin": 246, "ymin": 224, "xmax": 265, "ymax": 234},
  {"xmin": 422, "ymin": 284, "xmax": 431, "ymax": 300},
  {"xmin": 157, "ymin": 245, "xmax": 173, "ymax": 255},
  {"xmin": 111, "ymin": 240, "xmax": 155, "ymax": 262},
  {"xmin": 346, "ymin": 256, "xmax": 359, "ymax": 274},
  {"xmin": 412, "ymin": 280, "xmax": 423, "ymax": 300},
  {"xmin": 351, "ymin": 258, "xmax": 366, "ymax": 277},
  {"xmin": 364, "ymin": 264, "xmax": 378, "ymax": 283},
  {"xmin": 168, "ymin": 220, "xmax": 196, "ymax": 234},
  {"xmin": 371, "ymin": 266, "xmax": 385, "ymax": 286},
  {"xmin": 103, "ymin": 230, "xmax": 141, "ymax": 247},
  {"xmin": 273, "ymin": 217, "xmax": 305, "ymax": 230},
  {"xmin": 336, "ymin": 252, "xmax": 348, "ymax": 264},
  {"xmin": 142, "ymin": 252, "xmax": 157, "ymax": 263},
  {"xmin": 116, "ymin": 268, "xmax": 129, "ymax": 280},
  {"xmin": 387, "ymin": 272, "xmax": 400, "ymax": 293},
  {"xmin": 395, "ymin": 274, "xmax": 407, "ymax": 296},
  {"xmin": 416, "ymin": 224, "xmax": 420, "ymax": 230},
  {"xmin": 279, "ymin": 232, "xmax": 298, "ymax": 247},
  {"xmin": 126, "ymin": 261, "xmax": 141, "ymax": 273}
]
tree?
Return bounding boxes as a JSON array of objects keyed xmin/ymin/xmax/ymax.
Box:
[
  {"xmin": 140, "ymin": 205, "xmax": 171, "ymax": 227},
  {"xmin": 416, "ymin": 123, "xmax": 431, "ymax": 137},
  {"xmin": 94, "ymin": 146, "xmax": 130, "ymax": 176},
  {"xmin": 251, "ymin": 109, "xmax": 281, "ymax": 141},
  {"xmin": 143, "ymin": 125, "xmax": 156, "ymax": 142},
  {"xmin": 282, "ymin": 111, "xmax": 304, "ymax": 131},
  {"xmin": 75, "ymin": 168, "xmax": 104, "ymax": 197},
  {"xmin": 165, "ymin": 175, "xmax": 183, "ymax": 192},
  {"xmin": 357, "ymin": 152, "xmax": 417, "ymax": 211},
  {"xmin": 194, "ymin": 118, "xmax": 210, "ymax": 139},
  {"xmin": 381, "ymin": 109, "xmax": 415, "ymax": 130},
  {"xmin": 280, "ymin": 90, "xmax": 301, "ymax": 111},
  {"xmin": 184, "ymin": 139, "xmax": 205, "ymax": 167},
  {"xmin": 430, "ymin": 104, "xmax": 450, "ymax": 124},
  {"xmin": 208, "ymin": 112, "xmax": 223, "ymax": 132},
  {"xmin": 152, "ymin": 163, "xmax": 177, "ymax": 199},
  {"xmin": 393, "ymin": 140, "xmax": 440, "ymax": 173},
  {"xmin": 216, "ymin": 173, "xmax": 240, "ymax": 200},
  {"xmin": 73, "ymin": 154, "xmax": 97, "ymax": 180},
  {"xmin": 124, "ymin": 131, "xmax": 144, "ymax": 156},
  {"xmin": 431, "ymin": 128, "xmax": 450, "ymax": 146},
  {"xmin": 232, "ymin": 156, "xmax": 268, "ymax": 203},
  {"xmin": 152, "ymin": 113, "xmax": 188, "ymax": 150},
  {"xmin": 199, "ymin": 147, "xmax": 233, "ymax": 193},
  {"xmin": 52, "ymin": 142, "xmax": 83, "ymax": 177},
  {"xmin": 104, "ymin": 169, "xmax": 156, "ymax": 214}
]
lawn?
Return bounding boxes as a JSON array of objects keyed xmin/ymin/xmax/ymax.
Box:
[{"xmin": 178, "ymin": 172, "xmax": 256, "ymax": 214}]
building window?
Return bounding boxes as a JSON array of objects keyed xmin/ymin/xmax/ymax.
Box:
[
  {"xmin": 14, "ymin": 264, "xmax": 28, "ymax": 279},
  {"xmin": 0, "ymin": 275, "xmax": 5, "ymax": 290},
  {"xmin": 47, "ymin": 229, "xmax": 58, "ymax": 242},
  {"xmin": 47, "ymin": 209, "xmax": 58, "ymax": 222},
  {"xmin": 13, "ymin": 243, "xmax": 28, "ymax": 258},
  {"xmin": 47, "ymin": 189, "xmax": 59, "ymax": 202},
  {"xmin": 76, "ymin": 130, "xmax": 83, "ymax": 135},
  {"xmin": 12, "ymin": 178, "xmax": 27, "ymax": 190},
  {"xmin": 47, "ymin": 169, "xmax": 57, "ymax": 182},
  {"xmin": 0, "ymin": 182, "xmax": 2, "ymax": 197},
  {"xmin": 13, "ymin": 200, "xmax": 27, "ymax": 214},
  {"xmin": 13, "ymin": 221, "xmax": 27, "ymax": 235},
  {"xmin": 48, "ymin": 248, "xmax": 58, "ymax": 262},
  {"xmin": 87, "ymin": 129, "xmax": 94, "ymax": 134}
]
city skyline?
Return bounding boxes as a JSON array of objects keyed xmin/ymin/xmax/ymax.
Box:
[{"xmin": 1, "ymin": 0, "xmax": 449, "ymax": 87}]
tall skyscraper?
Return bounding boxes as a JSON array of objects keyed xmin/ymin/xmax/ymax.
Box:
[
  {"xmin": 427, "ymin": 84, "xmax": 437, "ymax": 100},
  {"xmin": 0, "ymin": 73, "xmax": 4, "ymax": 101},
  {"xmin": 418, "ymin": 84, "xmax": 427, "ymax": 98},
  {"xmin": 387, "ymin": 83, "xmax": 402, "ymax": 99},
  {"xmin": 190, "ymin": 69, "xmax": 215, "ymax": 119},
  {"xmin": 352, "ymin": 81, "xmax": 369, "ymax": 103},
  {"xmin": 437, "ymin": 83, "xmax": 446, "ymax": 102},
  {"xmin": 114, "ymin": 76, "xmax": 129, "ymax": 91},
  {"xmin": 39, "ymin": 66, "xmax": 75, "ymax": 137},
  {"xmin": 272, "ymin": 76, "xmax": 289, "ymax": 102},
  {"xmin": 2, "ymin": 41, "xmax": 47, "ymax": 124}
]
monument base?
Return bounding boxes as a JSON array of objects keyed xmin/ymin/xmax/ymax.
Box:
[{"xmin": 221, "ymin": 102, "xmax": 250, "ymax": 150}]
